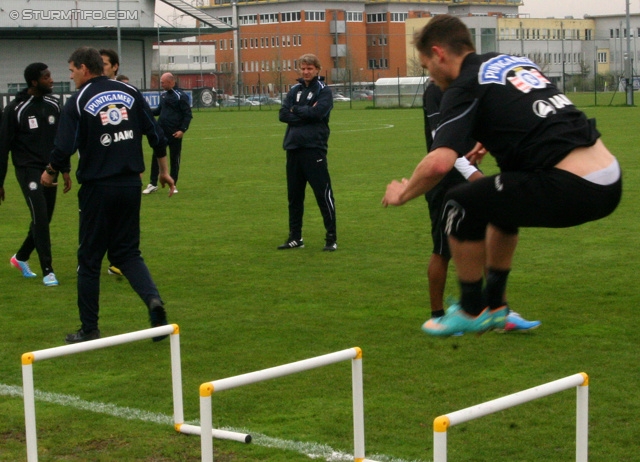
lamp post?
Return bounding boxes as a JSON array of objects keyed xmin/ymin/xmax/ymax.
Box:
[{"xmin": 625, "ymin": 0, "xmax": 634, "ymax": 105}]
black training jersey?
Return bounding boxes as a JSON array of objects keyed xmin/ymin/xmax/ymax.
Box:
[
  {"xmin": 0, "ymin": 90, "xmax": 62, "ymax": 187},
  {"xmin": 50, "ymin": 76, "xmax": 167, "ymax": 184},
  {"xmin": 152, "ymin": 87, "xmax": 193, "ymax": 134},
  {"xmin": 431, "ymin": 53, "xmax": 600, "ymax": 172},
  {"xmin": 279, "ymin": 76, "xmax": 333, "ymax": 151}
]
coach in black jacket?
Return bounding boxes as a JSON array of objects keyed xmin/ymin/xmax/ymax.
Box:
[
  {"xmin": 278, "ymin": 54, "xmax": 337, "ymax": 251},
  {"xmin": 143, "ymin": 72, "xmax": 192, "ymax": 194},
  {"xmin": 0, "ymin": 63, "xmax": 71, "ymax": 286},
  {"xmin": 41, "ymin": 47, "xmax": 175, "ymax": 344}
]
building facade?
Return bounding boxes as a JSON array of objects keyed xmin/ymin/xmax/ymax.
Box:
[{"xmin": 198, "ymin": 0, "xmax": 521, "ymax": 95}]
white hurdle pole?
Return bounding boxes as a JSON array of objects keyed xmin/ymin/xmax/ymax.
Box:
[
  {"xmin": 22, "ymin": 325, "xmax": 177, "ymax": 462},
  {"xmin": 433, "ymin": 372, "xmax": 589, "ymax": 462},
  {"xmin": 199, "ymin": 347, "xmax": 364, "ymax": 462}
]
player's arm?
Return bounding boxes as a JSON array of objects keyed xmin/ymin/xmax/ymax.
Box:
[
  {"xmin": 291, "ymin": 86, "xmax": 333, "ymax": 121},
  {"xmin": 42, "ymin": 99, "xmax": 80, "ymax": 187},
  {"xmin": 382, "ymin": 147, "xmax": 457, "ymax": 207}
]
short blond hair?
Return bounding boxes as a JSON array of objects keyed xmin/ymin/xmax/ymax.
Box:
[{"xmin": 299, "ymin": 53, "xmax": 321, "ymax": 70}]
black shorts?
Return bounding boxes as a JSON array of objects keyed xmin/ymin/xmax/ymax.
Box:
[{"xmin": 442, "ymin": 168, "xmax": 622, "ymax": 241}]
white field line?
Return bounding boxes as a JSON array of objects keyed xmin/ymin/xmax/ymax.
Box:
[
  {"xmin": 196, "ymin": 123, "xmax": 395, "ymax": 140},
  {"xmin": 1, "ymin": 383, "xmax": 423, "ymax": 462}
]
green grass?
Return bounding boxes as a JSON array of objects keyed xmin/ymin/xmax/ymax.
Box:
[{"xmin": 0, "ymin": 93, "xmax": 638, "ymax": 461}]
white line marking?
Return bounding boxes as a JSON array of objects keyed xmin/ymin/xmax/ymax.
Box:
[{"xmin": 1, "ymin": 383, "xmax": 422, "ymax": 462}]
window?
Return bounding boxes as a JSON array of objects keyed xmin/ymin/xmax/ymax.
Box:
[
  {"xmin": 305, "ymin": 11, "xmax": 325, "ymax": 21},
  {"xmin": 219, "ymin": 16, "xmax": 232, "ymax": 26},
  {"xmin": 585, "ymin": 29, "xmax": 592, "ymax": 41},
  {"xmin": 260, "ymin": 13, "xmax": 278, "ymax": 24},
  {"xmin": 368, "ymin": 59, "xmax": 377, "ymax": 69},
  {"xmin": 390, "ymin": 12, "xmax": 407, "ymax": 22},
  {"xmin": 380, "ymin": 58, "xmax": 388, "ymax": 69},
  {"xmin": 193, "ymin": 56, "xmax": 200, "ymax": 63},
  {"xmin": 366, "ymin": 13, "xmax": 386, "ymax": 23},
  {"xmin": 597, "ymin": 51, "xmax": 607, "ymax": 64},
  {"xmin": 281, "ymin": 11, "xmax": 301, "ymax": 22},
  {"xmin": 239, "ymin": 14, "xmax": 256, "ymax": 25},
  {"xmin": 168, "ymin": 56, "xmax": 175, "ymax": 64},
  {"xmin": 347, "ymin": 11, "xmax": 362, "ymax": 22}
]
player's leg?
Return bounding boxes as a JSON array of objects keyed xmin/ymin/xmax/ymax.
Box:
[{"xmin": 304, "ymin": 149, "xmax": 336, "ymax": 250}]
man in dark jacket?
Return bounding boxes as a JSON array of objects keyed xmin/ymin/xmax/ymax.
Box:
[
  {"xmin": 41, "ymin": 46, "xmax": 175, "ymax": 344},
  {"xmin": 0, "ymin": 63, "xmax": 71, "ymax": 286},
  {"xmin": 278, "ymin": 54, "xmax": 337, "ymax": 251},
  {"xmin": 143, "ymin": 72, "xmax": 192, "ymax": 194}
]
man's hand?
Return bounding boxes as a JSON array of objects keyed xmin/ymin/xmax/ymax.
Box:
[
  {"xmin": 465, "ymin": 142, "xmax": 487, "ymax": 165},
  {"xmin": 40, "ymin": 171, "xmax": 57, "ymax": 188},
  {"xmin": 158, "ymin": 173, "xmax": 176, "ymax": 197},
  {"xmin": 381, "ymin": 178, "xmax": 408, "ymax": 207},
  {"xmin": 172, "ymin": 130, "xmax": 184, "ymax": 139},
  {"xmin": 62, "ymin": 173, "xmax": 72, "ymax": 193}
]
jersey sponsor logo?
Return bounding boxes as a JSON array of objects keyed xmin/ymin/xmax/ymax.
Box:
[
  {"xmin": 532, "ymin": 94, "xmax": 573, "ymax": 118},
  {"xmin": 100, "ymin": 133, "xmax": 112, "ymax": 146},
  {"xmin": 99, "ymin": 105, "xmax": 129, "ymax": 126},
  {"xmin": 507, "ymin": 68, "xmax": 550, "ymax": 93},
  {"xmin": 84, "ymin": 90, "xmax": 134, "ymax": 116},
  {"xmin": 479, "ymin": 55, "xmax": 541, "ymax": 85},
  {"xmin": 113, "ymin": 130, "xmax": 134, "ymax": 142},
  {"xmin": 532, "ymin": 100, "xmax": 557, "ymax": 118},
  {"xmin": 99, "ymin": 130, "xmax": 134, "ymax": 146}
]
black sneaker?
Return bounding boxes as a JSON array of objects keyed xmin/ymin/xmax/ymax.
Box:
[
  {"xmin": 277, "ymin": 238, "xmax": 304, "ymax": 250},
  {"xmin": 323, "ymin": 235, "xmax": 337, "ymax": 252},
  {"xmin": 149, "ymin": 298, "xmax": 169, "ymax": 342},
  {"xmin": 65, "ymin": 328, "xmax": 100, "ymax": 344}
]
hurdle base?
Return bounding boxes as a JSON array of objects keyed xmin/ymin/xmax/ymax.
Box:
[{"xmin": 178, "ymin": 423, "xmax": 251, "ymax": 443}]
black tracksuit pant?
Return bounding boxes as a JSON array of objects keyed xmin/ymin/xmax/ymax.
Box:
[
  {"xmin": 77, "ymin": 177, "xmax": 162, "ymax": 332},
  {"xmin": 14, "ymin": 167, "xmax": 56, "ymax": 275},
  {"xmin": 150, "ymin": 134, "xmax": 182, "ymax": 187},
  {"xmin": 286, "ymin": 147, "xmax": 336, "ymax": 241}
]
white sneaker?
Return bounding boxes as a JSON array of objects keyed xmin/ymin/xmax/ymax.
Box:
[
  {"xmin": 173, "ymin": 188, "xmax": 178, "ymax": 194},
  {"xmin": 142, "ymin": 184, "xmax": 158, "ymax": 194},
  {"xmin": 43, "ymin": 273, "xmax": 59, "ymax": 286}
]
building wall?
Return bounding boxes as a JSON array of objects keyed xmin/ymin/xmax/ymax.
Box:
[
  {"xmin": 0, "ymin": 38, "xmax": 154, "ymax": 93},
  {"xmin": 0, "ymin": 0, "xmax": 156, "ymax": 27},
  {"xmin": 405, "ymin": 15, "xmax": 615, "ymax": 89}
]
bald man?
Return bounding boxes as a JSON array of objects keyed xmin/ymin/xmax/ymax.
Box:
[{"xmin": 144, "ymin": 73, "xmax": 192, "ymax": 194}]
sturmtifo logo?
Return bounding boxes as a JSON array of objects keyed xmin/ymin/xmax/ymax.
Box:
[
  {"xmin": 100, "ymin": 133, "xmax": 112, "ymax": 146},
  {"xmin": 532, "ymin": 100, "xmax": 557, "ymax": 118}
]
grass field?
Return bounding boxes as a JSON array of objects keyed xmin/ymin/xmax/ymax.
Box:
[{"xmin": 0, "ymin": 93, "xmax": 638, "ymax": 461}]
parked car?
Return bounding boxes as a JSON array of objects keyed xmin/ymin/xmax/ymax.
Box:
[
  {"xmin": 333, "ymin": 93, "xmax": 351, "ymax": 102},
  {"xmin": 220, "ymin": 97, "xmax": 255, "ymax": 107},
  {"xmin": 352, "ymin": 90, "xmax": 373, "ymax": 101}
]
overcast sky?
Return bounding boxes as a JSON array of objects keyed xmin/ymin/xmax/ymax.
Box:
[
  {"xmin": 154, "ymin": 0, "xmax": 640, "ymax": 27},
  {"xmin": 520, "ymin": 0, "xmax": 639, "ymax": 18}
]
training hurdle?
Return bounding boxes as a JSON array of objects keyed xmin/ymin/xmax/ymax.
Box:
[
  {"xmin": 433, "ymin": 372, "xmax": 589, "ymax": 462},
  {"xmin": 21, "ymin": 325, "xmax": 249, "ymax": 462},
  {"xmin": 198, "ymin": 347, "xmax": 377, "ymax": 462}
]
